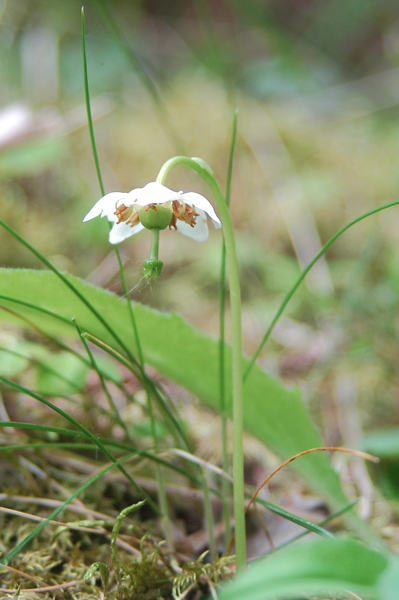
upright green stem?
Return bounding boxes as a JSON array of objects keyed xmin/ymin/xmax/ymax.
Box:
[
  {"xmin": 219, "ymin": 110, "xmax": 238, "ymax": 550},
  {"xmin": 156, "ymin": 157, "xmax": 246, "ymax": 570},
  {"xmin": 219, "ymin": 243, "xmax": 232, "ymax": 549},
  {"xmin": 202, "ymin": 470, "xmax": 216, "ymax": 562},
  {"xmin": 82, "ymin": 10, "xmax": 172, "ymax": 549}
]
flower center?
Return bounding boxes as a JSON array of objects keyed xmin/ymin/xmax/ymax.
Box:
[{"xmin": 114, "ymin": 200, "xmax": 200, "ymax": 232}]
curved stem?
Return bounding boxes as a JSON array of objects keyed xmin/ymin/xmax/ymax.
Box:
[{"xmin": 157, "ymin": 156, "xmax": 246, "ymax": 570}]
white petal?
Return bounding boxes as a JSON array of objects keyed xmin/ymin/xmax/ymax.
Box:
[
  {"xmin": 175, "ymin": 209, "xmax": 209, "ymax": 241},
  {"xmin": 83, "ymin": 192, "xmax": 128, "ymax": 222},
  {"xmin": 109, "ymin": 221, "xmax": 145, "ymax": 244},
  {"xmin": 180, "ymin": 192, "xmax": 221, "ymax": 228},
  {"xmin": 127, "ymin": 182, "xmax": 183, "ymax": 207}
]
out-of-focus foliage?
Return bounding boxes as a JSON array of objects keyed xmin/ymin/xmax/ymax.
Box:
[
  {"xmin": 0, "ymin": 267, "xmax": 356, "ymax": 517},
  {"xmin": 2, "ymin": 0, "xmax": 399, "ymax": 507},
  {"xmin": 218, "ymin": 536, "xmax": 388, "ymax": 600}
]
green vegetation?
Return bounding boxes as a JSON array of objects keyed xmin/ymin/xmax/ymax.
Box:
[{"xmin": 1, "ymin": 1, "xmax": 399, "ymax": 598}]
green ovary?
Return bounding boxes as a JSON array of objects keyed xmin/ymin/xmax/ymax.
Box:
[{"xmin": 139, "ymin": 204, "xmax": 173, "ymax": 230}]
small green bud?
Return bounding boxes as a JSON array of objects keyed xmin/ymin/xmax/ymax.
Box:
[
  {"xmin": 143, "ymin": 259, "xmax": 164, "ymax": 279},
  {"xmin": 139, "ymin": 204, "xmax": 172, "ymax": 230}
]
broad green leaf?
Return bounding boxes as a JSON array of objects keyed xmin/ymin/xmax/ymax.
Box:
[
  {"xmin": 0, "ymin": 268, "xmax": 371, "ymax": 537},
  {"xmin": 218, "ymin": 537, "xmax": 388, "ymax": 600}
]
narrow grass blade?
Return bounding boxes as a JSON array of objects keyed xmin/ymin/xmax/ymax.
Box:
[
  {"xmin": 253, "ymin": 497, "xmax": 334, "ymax": 540},
  {"xmin": 245, "ymin": 199, "xmax": 399, "ymax": 381},
  {"xmin": 0, "ymin": 421, "xmax": 199, "ymax": 484},
  {"xmin": 0, "ymin": 220, "xmax": 140, "ymax": 370},
  {"xmin": 88, "ymin": 0, "xmax": 185, "ymax": 153},
  {"xmin": 272, "ymin": 499, "xmax": 359, "ymax": 552},
  {"xmin": 0, "ymin": 377, "xmax": 159, "ymax": 513},
  {"xmin": 73, "ymin": 318, "xmax": 131, "ymax": 439}
]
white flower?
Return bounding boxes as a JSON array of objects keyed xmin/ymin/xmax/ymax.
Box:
[{"xmin": 83, "ymin": 182, "xmax": 221, "ymax": 244}]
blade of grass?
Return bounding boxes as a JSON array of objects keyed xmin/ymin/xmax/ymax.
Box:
[
  {"xmin": 271, "ymin": 499, "xmax": 359, "ymax": 552},
  {"xmin": 252, "ymin": 497, "xmax": 334, "ymax": 541},
  {"xmin": 0, "ymin": 294, "xmax": 73, "ymax": 325},
  {"xmin": 0, "ymin": 421, "xmax": 79, "ymax": 437},
  {"xmin": 82, "ymin": 332, "xmax": 193, "ymax": 454},
  {"xmin": 0, "ymin": 220, "xmax": 140, "ymax": 370},
  {"xmin": 245, "ymin": 199, "xmax": 399, "ymax": 381},
  {"xmin": 0, "ymin": 376, "xmax": 159, "ymax": 513},
  {"xmin": 0, "ymin": 422, "xmax": 200, "ymax": 486},
  {"xmin": 0, "ymin": 346, "xmax": 87, "ymax": 395},
  {"xmin": 0, "ymin": 443, "xmax": 96, "ymax": 451},
  {"xmin": 219, "ymin": 109, "xmax": 238, "ymax": 550},
  {"xmin": 86, "ymin": 1, "xmax": 185, "ymax": 153},
  {"xmin": 82, "ymin": 7, "xmax": 105, "ymax": 197},
  {"xmin": 82, "ymin": 10, "xmax": 174, "ymax": 548},
  {"xmin": 73, "ymin": 318, "xmax": 131, "ymax": 440}
]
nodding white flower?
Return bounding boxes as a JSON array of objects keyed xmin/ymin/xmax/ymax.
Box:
[{"xmin": 83, "ymin": 182, "xmax": 221, "ymax": 244}]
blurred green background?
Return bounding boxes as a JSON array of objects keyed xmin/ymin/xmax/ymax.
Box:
[{"xmin": 2, "ymin": 0, "xmax": 399, "ymax": 467}]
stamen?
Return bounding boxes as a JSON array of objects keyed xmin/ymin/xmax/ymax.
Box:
[
  {"xmin": 171, "ymin": 200, "xmax": 199, "ymax": 228},
  {"xmin": 169, "ymin": 213, "xmax": 177, "ymax": 230},
  {"xmin": 114, "ymin": 203, "xmax": 139, "ymax": 227},
  {"xmin": 125, "ymin": 212, "xmax": 140, "ymax": 227}
]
